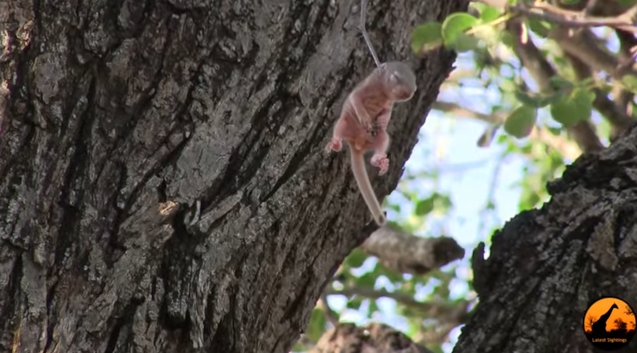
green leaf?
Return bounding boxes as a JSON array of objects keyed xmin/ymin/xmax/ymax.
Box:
[
  {"xmin": 344, "ymin": 248, "xmax": 368, "ymax": 269},
  {"xmin": 346, "ymin": 297, "xmax": 363, "ymax": 309},
  {"xmin": 596, "ymin": 115, "xmax": 611, "ymax": 139},
  {"xmin": 514, "ymin": 91, "xmax": 563, "ymax": 108},
  {"xmin": 620, "ymin": 75, "xmax": 637, "ymax": 94},
  {"xmin": 292, "ymin": 342, "xmax": 308, "ymax": 351},
  {"xmin": 433, "ymin": 192, "xmax": 453, "ymax": 213},
  {"xmin": 357, "ymin": 272, "xmax": 377, "ymax": 288},
  {"xmin": 412, "ymin": 22, "xmax": 443, "ymax": 54},
  {"xmin": 549, "ymin": 76, "xmax": 573, "ymax": 90},
  {"xmin": 500, "ymin": 30, "xmax": 516, "ymax": 48},
  {"xmin": 307, "ymin": 309, "xmax": 327, "ymax": 342},
  {"xmin": 498, "ymin": 79, "xmax": 516, "ymax": 93},
  {"xmin": 503, "ymin": 105, "xmax": 537, "ymax": 138},
  {"xmin": 449, "ymin": 32, "xmax": 480, "ymax": 52},
  {"xmin": 368, "ymin": 300, "xmax": 380, "ymax": 314},
  {"xmin": 549, "ymin": 87, "xmax": 594, "ymax": 126},
  {"xmin": 527, "ymin": 18, "xmax": 551, "ymax": 38},
  {"xmin": 520, "ymin": 188, "xmax": 541, "ymax": 210},
  {"xmin": 545, "ymin": 91, "xmax": 567, "ymax": 105},
  {"xmin": 619, "ymin": 0, "xmax": 637, "ymax": 6},
  {"xmin": 470, "ymin": 3, "xmax": 501, "ymax": 22},
  {"xmin": 514, "ymin": 91, "xmax": 544, "ymax": 107},
  {"xmin": 415, "ymin": 197, "xmax": 435, "ymax": 216},
  {"xmin": 575, "ymin": 77, "xmax": 595, "ymax": 87},
  {"xmin": 441, "ymin": 13, "xmax": 479, "ymax": 44}
]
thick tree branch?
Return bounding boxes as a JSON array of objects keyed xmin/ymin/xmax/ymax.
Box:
[{"xmin": 361, "ymin": 225, "xmax": 464, "ymax": 276}]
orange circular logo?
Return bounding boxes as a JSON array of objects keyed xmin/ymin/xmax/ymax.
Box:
[{"xmin": 583, "ymin": 296, "xmax": 636, "ymax": 350}]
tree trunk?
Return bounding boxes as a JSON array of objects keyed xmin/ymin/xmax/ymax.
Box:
[
  {"xmin": 0, "ymin": 0, "xmax": 466, "ymax": 352},
  {"xmin": 460, "ymin": 126, "xmax": 637, "ymax": 353}
]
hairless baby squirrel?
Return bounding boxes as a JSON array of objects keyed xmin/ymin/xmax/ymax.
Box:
[{"xmin": 325, "ymin": 0, "xmax": 417, "ymax": 226}]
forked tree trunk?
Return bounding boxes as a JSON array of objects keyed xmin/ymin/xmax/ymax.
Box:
[{"xmin": 0, "ymin": 0, "xmax": 466, "ymax": 352}]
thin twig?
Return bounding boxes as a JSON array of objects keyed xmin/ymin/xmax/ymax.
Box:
[
  {"xmin": 326, "ymin": 287, "xmax": 471, "ymax": 318},
  {"xmin": 432, "ymin": 100, "xmax": 583, "ymax": 160}
]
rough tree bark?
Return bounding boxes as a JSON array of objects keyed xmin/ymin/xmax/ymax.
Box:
[
  {"xmin": 461, "ymin": 125, "xmax": 637, "ymax": 353},
  {"xmin": 0, "ymin": 0, "xmax": 467, "ymax": 352}
]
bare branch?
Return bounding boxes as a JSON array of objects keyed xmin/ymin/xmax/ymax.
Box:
[
  {"xmin": 551, "ymin": 28, "xmax": 635, "ymax": 80},
  {"xmin": 509, "ymin": 2, "xmax": 637, "ymax": 33},
  {"xmin": 433, "ymin": 101, "xmax": 582, "ymax": 160},
  {"xmin": 442, "ymin": 69, "xmax": 483, "ymax": 87},
  {"xmin": 326, "ymin": 286, "xmax": 471, "ymax": 317},
  {"xmin": 432, "ymin": 101, "xmax": 501, "ymax": 124},
  {"xmin": 361, "ymin": 225, "xmax": 464, "ymax": 275}
]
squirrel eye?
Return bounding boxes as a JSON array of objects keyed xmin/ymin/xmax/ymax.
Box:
[{"xmin": 390, "ymin": 73, "xmax": 397, "ymax": 82}]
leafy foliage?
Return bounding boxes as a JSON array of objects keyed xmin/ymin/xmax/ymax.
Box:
[{"xmin": 504, "ymin": 105, "xmax": 536, "ymax": 137}]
